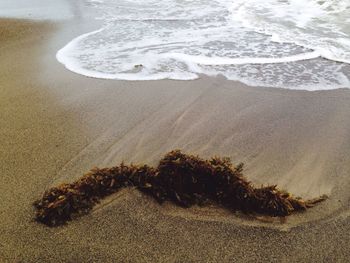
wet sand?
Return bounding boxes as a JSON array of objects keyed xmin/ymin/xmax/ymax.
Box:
[{"xmin": 1, "ymin": 15, "xmax": 350, "ymax": 262}]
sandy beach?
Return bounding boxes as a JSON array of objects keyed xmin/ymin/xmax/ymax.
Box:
[{"xmin": 1, "ymin": 8, "xmax": 350, "ymax": 263}]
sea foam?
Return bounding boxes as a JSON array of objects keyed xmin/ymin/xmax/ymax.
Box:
[{"xmin": 57, "ymin": 0, "xmax": 350, "ymax": 90}]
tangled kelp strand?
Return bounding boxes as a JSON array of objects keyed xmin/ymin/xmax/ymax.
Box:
[{"xmin": 34, "ymin": 150, "xmax": 326, "ymax": 226}]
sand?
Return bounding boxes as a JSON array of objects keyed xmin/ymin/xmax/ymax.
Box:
[{"xmin": 0, "ymin": 13, "xmax": 350, "ymax": 263}]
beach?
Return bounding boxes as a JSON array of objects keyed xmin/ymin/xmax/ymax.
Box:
[{"xmin": 1, "ymin": 3, "xmax": 350, "ymax": 262}]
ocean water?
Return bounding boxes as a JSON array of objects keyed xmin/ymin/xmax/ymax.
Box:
[
  {"xmin": 0, "ymin": 0, "xmax": 76, "ymax": 20},
  {"xmin": 57, "ymin": 0, "xmax": 350, "ymax": 90}
]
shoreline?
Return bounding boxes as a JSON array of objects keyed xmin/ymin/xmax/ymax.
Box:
[
  {"xmin": 48, "ymin": 0, "xmax": 350, "ymax": 90},
  {"xmin": 1, "ymin": 16, "xmax": 350, "ymax": 262}
]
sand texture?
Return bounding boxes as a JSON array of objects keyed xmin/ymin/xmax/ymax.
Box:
[{"xmin": 0, "ymin": 16, "xmax": 350, "ymax": 262}]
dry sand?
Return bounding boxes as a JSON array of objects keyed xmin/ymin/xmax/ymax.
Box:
[{"xmin": 0, "ymin": 16, "xmax": 350, "ymax": 262}]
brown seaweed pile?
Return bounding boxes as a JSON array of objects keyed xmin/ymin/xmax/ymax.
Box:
[{"xmin": 34, "ymin": 150, "xmax": 326, "ymax": 226}]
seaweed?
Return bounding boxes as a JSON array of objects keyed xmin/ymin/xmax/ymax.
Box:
[{"xmin": 33, "ymin": 150, "xmax": 326, "ymax": 226}]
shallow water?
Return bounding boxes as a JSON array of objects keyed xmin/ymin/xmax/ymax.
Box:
[
  {"xmin": 55, "ymin": 0, "xmax": 350, "ymax": 89},
  {"xmin": 0, "ymin": 0, "xmax": 79, "ymax": 20}
]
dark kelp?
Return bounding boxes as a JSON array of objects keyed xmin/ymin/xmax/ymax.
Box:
[{"xmin": 33, "ymin": 150, "xmax": 326, "ymax": 226}]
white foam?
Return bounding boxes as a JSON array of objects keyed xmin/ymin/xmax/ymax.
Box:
[
  {"xmin": 55, "ymin": 0, "xmax": 350, "ymax": 90},
  {"xmin": 229, "ymin": 0, "xmax": 350, "ymax": 64},
  {"xmin": 161, "ymin": 51, "xmax": 321, "ymax": 65}
]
